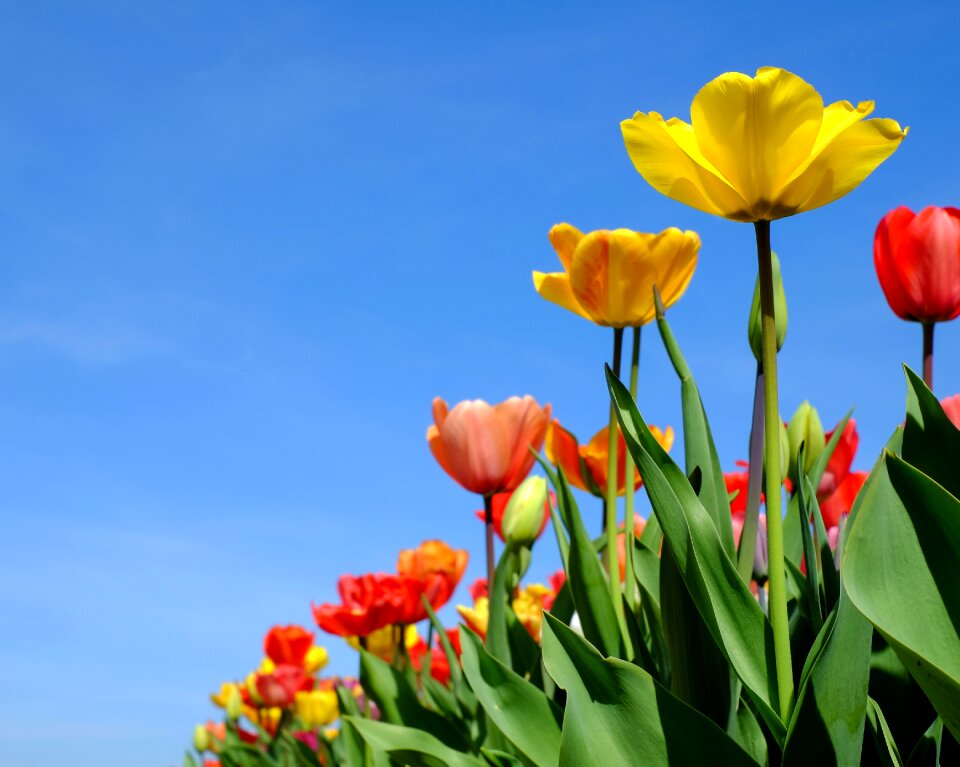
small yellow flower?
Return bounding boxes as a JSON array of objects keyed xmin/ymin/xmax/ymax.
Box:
[
  {"xmin": 512, "ymin": 584, "xmax": 553, "ymax": 639},
  {"xmin": 295, "ymin": 689, "xmax": 339, "ymax": 727},
  {"xmin": 620, "ymin": 67, "xmax": 906, "ymax": 222},
  {"xmin": 210, "ymin": 681, "xmax": 239, "ymax": 709},
  {"xmin": 258, "ymin": 657, "xmax": 276, "ymax": 674},
  {"xmin": 345, "ymin": 624, "xmax": 418, "ymax": 661},
  {"xmin": 304, "ymin": 645, "xmax": 329, "ymax": 674},
  {"xmin": 533, "ymin": 225, "xmax": 699, "ymax": 327},
  {"xmin": 457, "ymin": 597, "xmax": 489, "ymax": 637}
]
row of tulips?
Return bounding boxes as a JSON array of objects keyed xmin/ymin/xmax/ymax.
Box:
[{"xmin": 184, "ymin": 66, "xmax": 960, "ymax": 767}]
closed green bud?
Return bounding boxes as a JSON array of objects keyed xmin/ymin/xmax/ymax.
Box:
[
  {"xmin": 780, "ymin": 419, "xmax": 790, "ymax": 480},
  {"xmin": 787, "ymin": 401, "xmax": 825, "ymax": 481},
  {"xmin": 502, "ymin": 476, "xmax": 548, "ymax": 548},
  {"xmin": 748, "ymin": 251, "xmax": 788, "ymax": 364},
  {"xmin": 192, "ymin": 724, "xmax": 211, "ymax": 753},
  {"xmin": 225, "ymin": 685, "xmax": 243, "ymax": 721}
]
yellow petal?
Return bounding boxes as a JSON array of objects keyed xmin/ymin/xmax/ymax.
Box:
[
  {"xmin": 776, "ymin": 117, "xmax": 907, "ymax": 216},
  {"xmin": 532, "ymin": 270, "xmax": 593, "ymax": 322},
  {"xmin": 621, "ymin": 111, "xmax": 750, "ymax": 220},
  {"xmin": 691, "ymin": 67, "xmax": 823, "ymax": 217},
  {"xmin": 547, "ymin": 223, "xmax": 584, "ymax": 271},
  {"xmin": 640, "ymin": 229, "xmax": 700, "ymax": 317}
]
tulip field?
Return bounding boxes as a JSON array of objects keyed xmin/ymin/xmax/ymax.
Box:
[{"xmin": 184, "ymin": 68, "xmax": 960, "ymax": 766}]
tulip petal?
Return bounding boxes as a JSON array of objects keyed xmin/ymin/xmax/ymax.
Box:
[
  {"xmin": 778, "ymin": 117, "xmax": 907, "ymax": 216},
  {"xmin": 548, "ymin": 223, "xmax": 584, "ymax": 271},
  {"xmin": 533, "ymin": 271, "xmax": 592, "ymax": 321},
  {"xmin": 621, "ymin": 111, "xmax": 750, "ymax": 220},
  {"xmin": 691, "ymin": 67, "xmax": 823, "ymax": 217},
  {"xmin": 497, "ymin": 396, "xmax": 550, "ymax": 490},
  {"xmin": 546, "ymin": 420, "xmax": 590, "ymax": 492}
]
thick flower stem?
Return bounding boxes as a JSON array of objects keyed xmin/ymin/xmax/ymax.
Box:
[
  {"xmin": 755, "ymin": 220, "xmax": 794, "ymax": 719},
  {"xmin": 484, "ymin": 495, "xmax": 495, "ymax": 591},
  {"xmin": 605, "ymin": 328, "xmax": 626, "ymax": 623},
  {"xmin": 923, "ymin": 322, "xmax": 935, "ymax": 390},
  {"xmin": 737, "ymin": 362, "xmax": 765, "ymax": 584},
  {"xmin": 623, "ymin": 326, "xmax": 641, "ymax": 611}
]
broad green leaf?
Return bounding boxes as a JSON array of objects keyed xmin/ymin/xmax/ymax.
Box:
[
  {"xmin": 782, "ymin": 585, "xmax": 872, "ymax": 765},
  {"xmin": 607, "ymin": 367, "xmax": 783, "ymax": 740},
  {"xmin": 845, "ymin": 452, "xmax": 960, "ymax": 740},
  {"xmin": 345, "ymin": 717, "xmax": 487, "ymax": 767},
  {"xmin": 728, "ymin": 693, "xmax": 768, "ymax": 766},
  {"xmin": 546, "ymin": 466, "xmax": 623, "ymax": 657},
  {"xmin": 460, "ymin": 629, "xmax": 561, "ymax": 767},
  {"xmin": 655, "ymin": 306, "xmax": 735, "ymax": 555},
  {"xmin": 480, "ymin": 750, "xmax": 524, "ymax": 766},
  {"xmin": 541, "ymin": 613, "xmax": 760, "ymax": 766},
  {"xmin": 334, "ymin": 684, "xmax": 367, "ymax": 766},
  {"xmin": 360, "ymin": 649, "xmax": 470, "ymax": 750},
  {"xmin": 902, "ymin": 366, "xmax": 960, "ymax": 499}
]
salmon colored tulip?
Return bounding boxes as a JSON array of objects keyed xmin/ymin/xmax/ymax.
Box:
[
  {"xmin": 546, "ymin": 419, "xmax": 674, "ymax": 496},
  {"xmin": 472, "ymin": 487, "xmax": 552, "ymax": 543},
  {"xmin": 874, "ymin": 206, "xmax": 960, "ymax": 323},
  {"xmin": 942, "ymin": 394, "xmax": 960, "ymax": 429},
  {"xmin": 533, "ymin": 224, "xmax": 700, "ymax": 327},
  {"xmin": 397, "ymin": 540, "xmax": 468, "ymax": 607},
  {"xmin": 263, "ymin": 625, "xmax": 314, "ymax": 668},
  {"xmin": 621, "ymin": 67, "xmax": 906, "ymax": 222},
  {"xmin": 427, "ymin": 396, "xmax": 551, "ymax": 496}
]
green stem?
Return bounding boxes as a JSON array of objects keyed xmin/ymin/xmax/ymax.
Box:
[
  {"xmin": 484, "ymin": 494, "xmax": 495, "ymax": 592},
  {"xmin": 605, "ymin": 327, "xmax": 626, "ymax": 625},
  {"xmin": 736, "ymin": 362, "xmax": 764, "ymax": 584},
  {"xmin": 755, "ymin": 220, "xmax": 794, "ymax": 719},
  {"xmin": 623, "ymin": 326, "xmax": 641, "ymax": 611}
]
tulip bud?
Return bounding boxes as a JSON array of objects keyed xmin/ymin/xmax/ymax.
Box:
[
  {"xmin": 779, "ymin": 419, "xmax": 790, "ymax": 480},
  {"xmin": 748, "ymin": 251, "xmax": 788, "ymax": 364},
  {"xmin": 192, "ymin": 724, "xmax": 211, "ymax": 752},
  {"xmin": 502, "ymin": 476, "xmax": 548, "ymax": 548},
  {"xmin": 787, "ymin": 401, "xmax": 825, "ymax": 481},
  {"xmin": 225, "ymin": 686, "xmax": 243, "ymax": 721}
]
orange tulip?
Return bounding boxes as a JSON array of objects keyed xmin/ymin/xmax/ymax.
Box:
[
  {"xmin": 427, "ymin": 396, "xmax": 551, "ymax": 496},
  {"xmin": 263, "ymin": 625, "xmax": 314, "ymax": 668},
  {"xmin": 545, "ymin": 419, "xmax": 674, "ymax": 496},
  {"xmin": 397, "ymin": 540, "xmax": 468, "ymax": 608}
]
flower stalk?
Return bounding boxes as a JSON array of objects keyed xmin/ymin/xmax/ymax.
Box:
[
  {"xmin": 623, "ymin": 327, "xmax": 641, "ymax": 610},
  {"xmin": 755, "ymin": 220, "xmax": 794, "ymax": 718},
  {"xmin": 605, "ymin": 328, "xmax": 626, "ymax": 624},
  {"xmin": 484, "ymin": 494, "xmax": 495, "ymax": 590},
  {"xmin": 736, "ymin": 362, "xmax": 765, "ymax": 585},
  {"xmin": 923, "ymin": 322, "xmax": 934, "ymax": 390}
]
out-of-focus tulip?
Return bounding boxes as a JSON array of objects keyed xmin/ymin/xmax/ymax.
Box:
[
  {"xmin": 732, "ymin": 513, "xmax": 768, "ymax": 581},
  {"xmin": 210, "ymin": 681, "xmax": 240, "ymax": 709},
  {"xmin": 193, "ymin": 723, "xmax": 211, "ymax": 752},
  {"xmin": 819, "ymin": 471, "xmax": 867, "ymax": 529},
  {"xmin": 617, "ymin": 518, "xmax": 647, "ymax": 581},
  {"xmin": 786, "ymin": 401, "xmax": 825, "ymax": 480},
  {"xmin": 546, "ymin": 419, "xmax": 674, "ymax": 496},
  {"xmin": 397, "ymin": 540, "xmax": 468, "ymax": 608},
  {"xmin": 457, "ymin": 597, "xmax": 489, "ymax": 638},
  {"xmin": 264, "ymin": 625, "xmax": 314, "ymax": 668},
  {"xmin": 409, "ymin": 628, "xmax": 461, "ymax": 686},
  {"xmin": 427, "ymin": 396, "xmax": 551, "ymax": 496},
  {"xmin": 303, "ymin": 645, "xmax": 329, "ymax": 674},
  {"xmin": 295, "ymin": 689, "xmax": 339, "ymax": 727},
  {"xmin": 621, "ymin": 67, "xmax": 906, "ymax": 222},
  {"xmin": 533, "ymin": 224, "xmax": 700, "ymax": 327},
  {"xmin": 748, "ymin": 251, "xmax": 787, "ymax": 362},
  {"xmin": 255, "ymin": 665, "xmax": 312, "ymax": 709},
  {"xmin": 346, "ymin": 624, "xmax": 418, "ymax": 662},
  {"xmin": 874, "ymin": 206, "xmax": 960, "ymax": 323},
  {"xmin": 818, "ymin": 419, "xmax": 859, "ymax": 498},
  {"xmin": 512, "ymin": 584, "xmax": 554, "ymax": 639},
  {"xmin": 501, "ymin": 477, "xmax": 550, "ymax": 547},
  {"xmin": 225, "ymin": 686, "xmax": 242, "ymax": 721},
  {"xmin": 942, "ymin": 394, "xmax": 960, "ymax": 429},
  {"xmin": 473, "ymin": 487, "xmax": 552, "ymax": 543},
  {"xmin": 724, "ymin": 461, "xmax": 752, "ymax": 514},
  {"xmin": 312, "ymin": 574, "xmax": 409, "ymax": 637}
]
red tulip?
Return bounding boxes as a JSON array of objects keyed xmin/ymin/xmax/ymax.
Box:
[
  {"xmin": 427, "ymin": 396, "xmax": 551, "ymax": 496},
  {"xmin": 312, "ymin": 574, "xmax": 409, "ymax": 637},
  {"xmin": 255, "ymin": 665, "xmax": 312, "ymax": 709},
  {"xmin": 942, "ymin": 394, "xmax": 960, "ymax": 429},
  {"xmin": 819, "ymin": 471, "xmax": 868, "ymax": 529},
  {"xmin": 818, "ymin": 419, "xmax": 858, "ymax": 498},
  {"xmin": 263, "ymin": 625, "xmax": 314, "ymax": 668},
  {"xmin": 724, "ymin": 461, "xmax": 751, "ymax": 514},
  {"xmin": 874, "ymin": 206, "xmax": 960, "ymax": 323},
  {"xmin": 410, "ymin": 628, "xmax": 461, "ymax": 686}
]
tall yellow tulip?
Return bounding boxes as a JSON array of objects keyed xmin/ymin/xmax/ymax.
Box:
[
  {"xmin": 532, "ymin": 224, "xmax": 700, "ymax": 327},
  {"xmin": 620, "ymin": 67, "xmax": 906, "ymax": 222}
]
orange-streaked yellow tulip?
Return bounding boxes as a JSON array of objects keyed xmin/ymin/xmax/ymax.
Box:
[
  {"xmin": 621, "ymin": 67, "xmax": 906, "ymax": 222},
  {"xmin": 456, "ymin": 583, "xmax": 554, "ymax": 641},
  {"xmin": 533, "ymin": 225, "xmax": 699, "ymax": 327},
  {"xmin": 545, "ymin": 419, "xmax": 674, "ymax": 497}
]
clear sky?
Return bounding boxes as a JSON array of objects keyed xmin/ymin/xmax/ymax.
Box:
[{"xmin": 1, "ymin": 2, "xmax": 958, "ymax": 765}]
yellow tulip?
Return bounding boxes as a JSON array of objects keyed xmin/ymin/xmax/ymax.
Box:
[
  {"xmin": 620, "ymin": 67, "xmax": 906, "ymax": 222},
  {"xmin": 533, "ymin": 224, "xmax": 699, "ymax": 327},
  {"xmin": 304, "ymin": 645, "xmax": 329, "ymax": 674},
  {"xmin": 210, "ymin": 681, "xmax": 239, "ymax": 709},
  {"xmin": 345, "ymin": 624, "xmax": 418, "ymax": 661},
  {"xmin": 295, "ymin": 689, "xmax": 339, "ymax": 727}
]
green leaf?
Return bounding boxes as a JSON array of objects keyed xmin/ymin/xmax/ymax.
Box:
[
  {"xmin": 487, "ymin": 547, "xmax": 518, "ymax": 666},
  {"xmin": 906, "ymin": 718, "xmax": 944, "ymax": 767},
  {"xmin": 422, "ymin": 598, "xmax": 478, "ymax": 717},
  {"xmin": 795, "ymin": 455, "xmax": 824, "ymax": 634},
  {"xmin": 460, "ymin": 628, "xmax": 561, "ymax": 767},
  {"xmin": 360, "ymin": 649, "xmax": 470, "ymax": 750},
  {"xmin": 845, "ymin": 452, "xmax": 960, "ymax": 740},
  {"xmin": 183, "ymin": 753, "xmax": 199, "ymax": 767},
  {"xmin": 345, "ymin": 717, "xmax": 487, "ymax": 767},
  {"xmin": 781, "ymin": 585, "xmax": 872, "ymax": 765},
  {"xmin": 219, "ymin": 745, "xmax": 276, "ymax": 767},
  {"xmin": 902, "ymin": 366, "xmax": 960, "ymax": 499},
  {"xmin": 655, "ymin": 305, "xmax": 735, "ymax": 555},
  {"xmin": 546, "ymin": 466, "xmax": 623, "ymax": 657},
  {"xmin": 540, "ymin": 613, "xmax": 760, "ymax": 766},
  {"xmin": 868, "ymin": 697, "xmax": 906, "ymax": 767},
  {"xmin": 607, "ymin": 366, "xmax": 783, "ymax": 740}
]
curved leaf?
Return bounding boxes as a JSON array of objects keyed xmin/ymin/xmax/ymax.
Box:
[{"xmin": 345, "ymin": 718, "xmax": 486, "ymax": 767}]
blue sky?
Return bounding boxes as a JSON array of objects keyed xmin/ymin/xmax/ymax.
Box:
[{"xmin": 1, "ymin": 2, "xmax": 958, "ymax": 765}]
